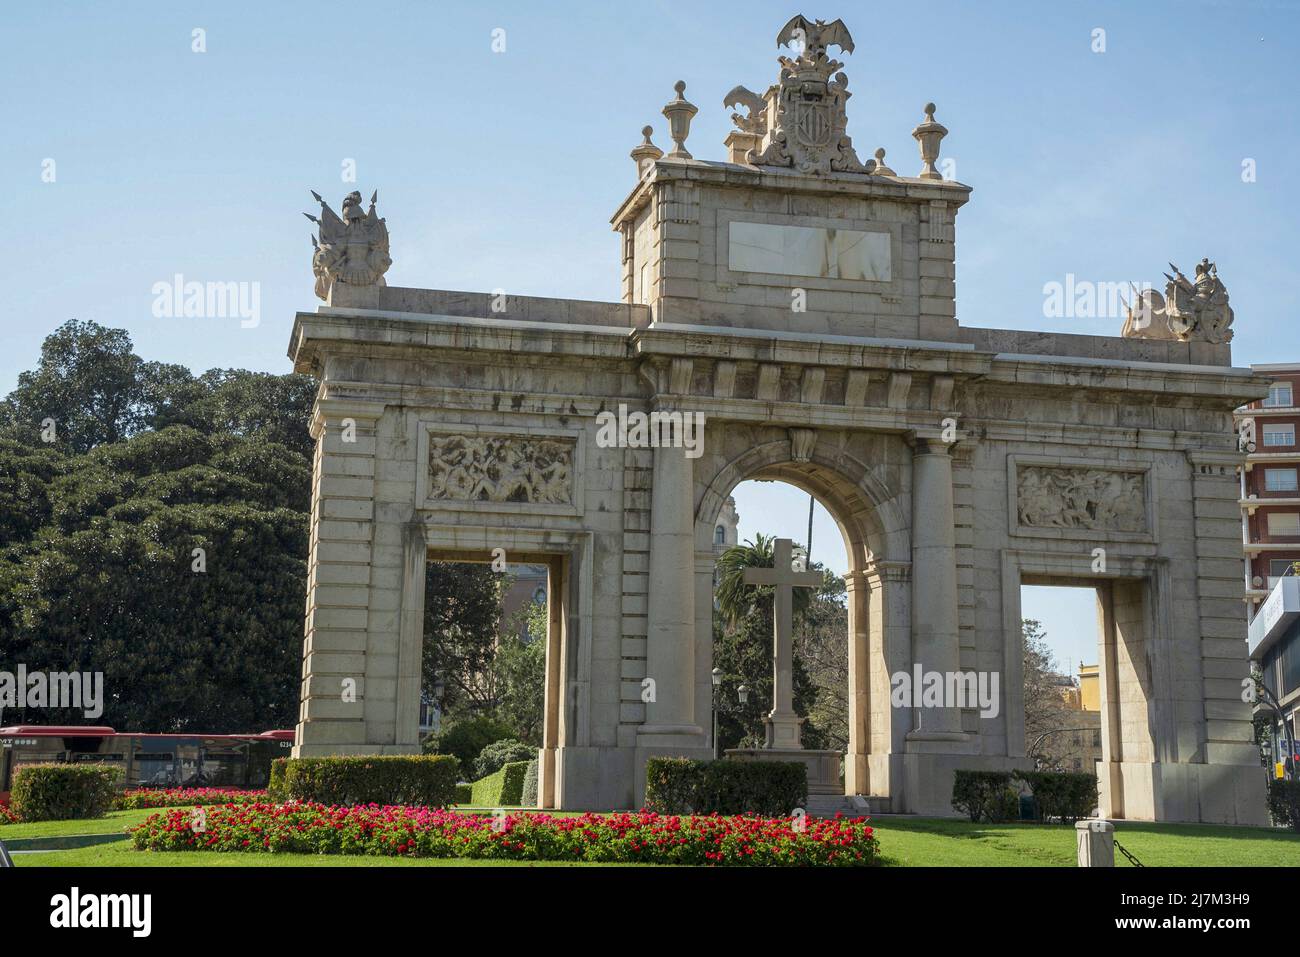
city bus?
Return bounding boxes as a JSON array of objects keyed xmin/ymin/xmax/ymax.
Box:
[{"xmin": 0, "ymin": 726, "xmax": 295, "ymax": 802}]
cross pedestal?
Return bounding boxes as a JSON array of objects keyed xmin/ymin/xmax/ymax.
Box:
[{"xmin": 742, "ymin": 537, "xmax": 822, "ymax": 750}]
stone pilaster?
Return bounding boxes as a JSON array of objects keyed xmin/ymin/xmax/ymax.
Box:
[
  {"xmin": 294, "ymin": 401, "xmax": 383, "ymax": 756},
  {"xmin": 637, "ymin": 441, "xmax": 703, "ymax": 745},
  {"xmin": 844, "ymin": 569, "xmax": 870, "ymax": 793},
  {"xmin": 907, "ymin": 435, "xmax": 964, "ymax": 740}
]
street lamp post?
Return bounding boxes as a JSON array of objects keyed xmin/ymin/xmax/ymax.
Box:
[{"xmin": 711, "ymin": 667, "xmax": 723, "ymax": 760}]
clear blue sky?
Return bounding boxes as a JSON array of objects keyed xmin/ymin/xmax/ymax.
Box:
[{"xmin": 4, "ymin": 0, "xmax": 1296, "ymax": 666}]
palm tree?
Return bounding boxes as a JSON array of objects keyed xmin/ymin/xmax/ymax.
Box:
[{"xmin": 714, "ymin": 533, "xmax": 813, "ymax": 629}]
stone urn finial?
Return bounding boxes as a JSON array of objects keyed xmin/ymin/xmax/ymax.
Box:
[
  {"xmin": 872, "ymin": 147, "xmax": 896, "ymax": 176},
  {"xmin": 662, "ymin": 80, "xmax": 698, "ymax": 160},
  {"xmin": 630, "ymin": 125, "xmax": 664, "ymax": 178},
  {"xmin": 911, "ymin": 102, "xmax": 948, "ymax": 180}
]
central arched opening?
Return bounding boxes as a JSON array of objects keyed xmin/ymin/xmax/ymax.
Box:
[
  {"xmin": 710, "ymin": 480, "xmax": 849, "ymax": 762},
  {"xmin": 696, "ymin": 454, "xmax": 896, "ymax": 803}
]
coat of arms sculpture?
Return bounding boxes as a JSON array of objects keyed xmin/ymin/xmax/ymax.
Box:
[
  {"xmin": 305, "ymin": 190, "xmax": 392, "ymax": 301},
  {"xmin": 1122, "ymin": 258, "xmax": 1234, "ymax": 344},
  {"xmin": 728, "ymin": 15, "xmax": 871, "ymax": 175}
]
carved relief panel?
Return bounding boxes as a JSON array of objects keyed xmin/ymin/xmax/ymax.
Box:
[
  {"xmin": 418, "ymin": 425, "xmax": 582, "ymax": 515},
  {"xmin": 1008, "ymin": 456, "xmax": 1154, "ymax": 543}
]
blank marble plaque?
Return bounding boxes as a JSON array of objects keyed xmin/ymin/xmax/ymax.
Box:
[{"xmin": 728, "ymin": 221, "xmax": 891, "ymax": 282}]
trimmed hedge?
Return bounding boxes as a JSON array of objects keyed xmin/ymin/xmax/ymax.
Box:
[
  {"xmin": 115, "ymin": 788, "xmax": 268, "ymax": 810},
  {"xmin": 272, "ymin": 756, "xmax": 460, "ymax": 808},
  {"xmin": 950, "ymin": 770, "xmax": 1018, "ymax": 823},
  {"xmin": 268, "ymin": 757, "xmax": 287, "ymax": 800},
  {"xmin": 454, "ymin": 783, "xmax": 473, "ymax": 805},
  {"xmin": 644, "ymin": 758, "xmax": 807, "ymax": 816},
  {"xmin": 474, "ymin": 739, "xmax": 535, "ymax": 779},
  {"xmin": 1013, "ymin": 770, "xmax": 1098, "ymax": 824},
  {"xmin": 470, "ymin": 760, "xmax": 529, "ymax": 807},
  {"xmin": 1267, "ymin": 778, "xmax": 1300, "ymax": 832},
  {"xmin": 10, "ymin": 763, "xmax": 122, "ymax": 822},
  {"xmin": 520, "ymin": 758, "xmax": 539, "ymax": 808}
]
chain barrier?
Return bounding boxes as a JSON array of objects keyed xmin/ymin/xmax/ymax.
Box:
[{"xmin": 1113, "ymin": 836, "xmax": 1143, "ymax": 867}]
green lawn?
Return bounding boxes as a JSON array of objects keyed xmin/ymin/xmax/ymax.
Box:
[
  {"xmin": 871, "ymin": 817, "xmax": 1300, "ymax": 867},
  {"xmin": 7, "ymin": 810, "xmax": 1297, "ymax": 867},
  {"xmin": 0, "ymin": 807, "xmax": 162, "ymax": 840}
]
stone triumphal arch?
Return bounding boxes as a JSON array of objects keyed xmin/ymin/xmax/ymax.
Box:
[{"xmin": 289, "ymin": 16, "xmax": 1266, "ymax": 823}]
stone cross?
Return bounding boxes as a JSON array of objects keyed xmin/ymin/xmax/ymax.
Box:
[{"xmin": 742, "ymin": 537, "xmax": 822, "ymax": 750}]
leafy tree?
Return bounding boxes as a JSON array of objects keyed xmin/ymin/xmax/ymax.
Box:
[
  {"xmin": 1, "ymin": 320, "xmax": 160, "ymax": 452},
  {"xmin": 422, "ymin": 715, "xmax": 514, "ymax": 775},
  {"xmin": 1022, "ymin": 619, "xmax": 1083, "ymax": 770},
  {"xmin": 0, "ymin": 438, "xmax": 65, "ymax": 543},
  {"xmin": 420, "ymin": 562, "xmax": 507, "ymax": 716},
  {"xmin": 714, "ymin": 534, "xmax": 812, "ymax": 626},
  {"xmin": 491, "ymin": 600, "xmax": 547, "ymax": 746},
  {"xmin": 0, "ymin": 426, "xmax": 309, "ymax": 731},
  {"xmin": 153, "ymin": 369, "xmax": 317, "ymax": 459},
  {"xmin": 0, "ymin": 319, "xmax": 542, "ymax": 739},
  {"xmin": 795, "ymin": 573, "xmax": 849, "ymax": 751},
  {"xmin": 0, "ymin": 321, "xmax": 314, "ymax": 731}
]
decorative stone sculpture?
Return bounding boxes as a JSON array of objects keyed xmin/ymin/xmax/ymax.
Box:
[
  {"xmin": 1121, "ymin": 258, "xmax": 1234, "ymax": 344},
  {"xmin": 723, "ymin": 85, "xmax": 766, "ymax": 163},
  {"xmin": 789, "ymin": 428, "xmax": 817, "ymax": 463},
  {"xmin": 661, "ymin": 81, "xmax": 698, "ymax": 160},
  {"xmin": 305, "ymin": 190, "xmax": 391, "ymax": 301},
  {"xmin": 733, "ymin": 15, "xmax": 871, "ymax": 175},
  {"xmin": 427, "ymin": 434, "xmax": 574, "ymax": 505},
  {"xmin": 872, "ymin": 147, "xmax": 896, "ymax": 176},
  {"xmin": 910, "ymin": 103, "xmax": 947, "ymax": 180},
  {"xmin": 1016, "ymin": 467, "xmax": 1146, "ymax": 533},
  {"xmin": 630, "ymin": 126, "xmax": 663, "ymax": 178}
]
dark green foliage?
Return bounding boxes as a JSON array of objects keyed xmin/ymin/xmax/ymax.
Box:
[
  {"xmin": 1012, "ymin": 769, "xmax": 1099, "ymax": 824},
  {"xmin": 492, "ymin": 629, "xmax": 546, "ymax": 746},
  {"xmin": 643, "ymin": 758, "xmax": 807, "ymax": 816},
  {"xmin": 713, "ymin": 534, "xmax": 812, "ymax": 626},
  {"xmin": 0, "ymin": 321, "xmax": 316, "ymax": 732},
  {"xmin": 469, "ymin": 760, "xmax": 530, "ymax": 807},
  {"xmin": 951, "ymin": 770, "xmax": 1019, "ymax": 823},
  {"xmin": 277, "ymin": 756, "xmax": 461, "ymax": 807},
  {"xmin": 1266, "ymin": 778, "xmax": 1300, "ymax": 832},
  {"xmin": 0, "ymin": 320, "xmax": 154, "ymax": 453},
  {"xmin": 423, "ymin": 716, "xmax": 514, "ymax": 772},
  {"xmin": 0, "ymin": 439, "xmax": 65, "ymax": 542},
  {"xmin": 712, "ymin": 610, "xmax": 822, "ymax": 751},
  {"xmin": 473, "ymin": 739, "xmax": 535, "ymax": 780},
  {"xmin": 454, "ymin": 783, "xmax": 473, "ymax": 804},
  {"xmin": 10, "ymin": 763, "xmax": 123, "ymax": 821},
  {"xmin": 421, "ymin": 562, "xmax": 508, "ymax": 716}
]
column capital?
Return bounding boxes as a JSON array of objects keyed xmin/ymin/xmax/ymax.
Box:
[
  {"xmin": 860, "ymin": 559, "xmax": 911, "ymax": 586},
  {"xmin": 904, "ymin": 429, "xmax": 960, "ymax": 454}
]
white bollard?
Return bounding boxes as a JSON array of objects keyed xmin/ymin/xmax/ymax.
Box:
[{"xmin": 1075, "ymin": 819, "xmax": 1114, "ymax": 867}]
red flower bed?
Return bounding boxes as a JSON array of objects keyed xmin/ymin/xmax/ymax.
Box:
[
  {"xmin": 0, "ymin": 803, "xmax": 20, "ymax": 825},
  {"xmin": 130, "ymin": 803, "xmax": 880, "ymax": 866},
  {"xmin": 115, "ymin": 788, "xmax": 270, "ymax": 810}
]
